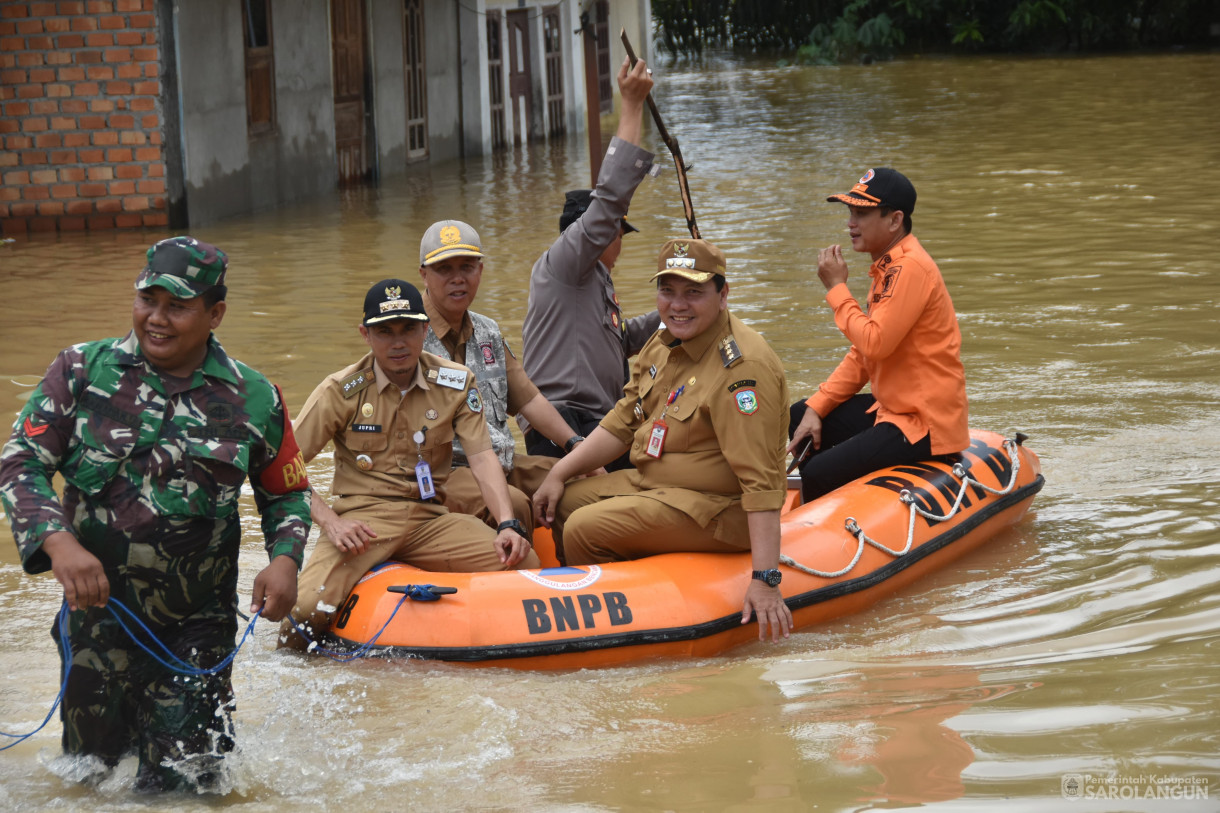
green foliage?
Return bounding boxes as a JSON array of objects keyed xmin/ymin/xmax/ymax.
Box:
[
  {"xmin": 951, "ymin": 19, "xmax": 983, "ymax": 46},
  {"xmin": 651, "ymin": 0, "xmax": 1217, "ymax": 59},
  {"xmin": 795, "ymin": 0, "xmax": 905, "ymax": 64}
]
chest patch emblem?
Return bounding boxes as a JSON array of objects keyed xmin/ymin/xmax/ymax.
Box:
[{"xmin": 480, "ymin": 342, "xmax": 496, "ymax": 366}]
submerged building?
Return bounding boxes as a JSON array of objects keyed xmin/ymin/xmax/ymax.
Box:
[{"xmin": 0, "ymin": 0, "xmax": 652, "ymax": 235}]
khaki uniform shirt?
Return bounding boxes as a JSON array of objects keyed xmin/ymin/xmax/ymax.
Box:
[
  {"xmin": 423, "ymin": 290, "xmax": 538, "ymax": 415},
  {"xmin": 294, "ymin": 351, "xmax": 491, "ymax": 501},
  {"xmin": 600, "ymin": 309, "xmax": 789, "ymax": 522}
]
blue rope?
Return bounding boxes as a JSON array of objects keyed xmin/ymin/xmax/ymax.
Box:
[
  {"xmin": 0, "ymin": 604, "xmax": 72, "ymax": 751},
  {"xmin": 284, "ymin": 592, "xmax": 411, "ymax": 663},
  {"xmin": 2, "ymin": 583, "xmax": 445, "ymax": 748},
  {"xmin": 104, "ymin": 599, "xmax": 262, "ymax": 678}
]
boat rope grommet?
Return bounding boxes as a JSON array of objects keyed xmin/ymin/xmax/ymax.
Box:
[{"xmin": 781, "ymin": 437, "xmax": 1026, "ymax": 581}]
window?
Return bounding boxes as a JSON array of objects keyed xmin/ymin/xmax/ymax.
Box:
[
  {"xmin": 243, "ymin": 0, "xmax": 276, "ymax": 135},
  {"xmin": 405, "ymin": 0, "xmax": 429, "ymax": 159},
  {"xmin": 543, "ymin": 6, "xmax": 565, "ymax": 137},
  {"xmin": 487, "ymin": 10, "xmax": 506, "ymax": 150}
]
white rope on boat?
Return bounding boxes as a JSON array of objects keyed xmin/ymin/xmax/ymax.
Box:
[{"xmin": 780, "ymin": 438, "xmax": 1024, "ymax": 580}]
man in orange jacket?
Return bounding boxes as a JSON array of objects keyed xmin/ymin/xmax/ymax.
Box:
[{"xmin": 789, "ymin": 168, "xmax": 969, "ymax": 501}]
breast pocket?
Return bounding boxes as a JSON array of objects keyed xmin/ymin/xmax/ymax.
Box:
[
  {"xmin": 661, "ymin": 400, "xmax": 702, "ymax": 453},
  {"xmin": 416, "ymin": 420, "xmax": 454, "ymax": 469},
  {"xmin": 61, "ymin": 417, "xmax": 138, "ymax": 496},
  {"xmin": 158, "ymin": 436, "xmax": 252, "ymax": 519},
  {"xmin": 342, "ymin": 428, "xmax": 389, "ymax": 454}
]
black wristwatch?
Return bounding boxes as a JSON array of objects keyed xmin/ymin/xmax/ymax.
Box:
[
  {"xmin": 563, "ymin": 434, "xmax": 585, "ymax": 453},
  {"xmin": 497, "ymin": 518, "xmax": 530, "ymax": 543},
  {"xmin": 752, "ymin": 569, "xmax": 782, "ymax": 588}
]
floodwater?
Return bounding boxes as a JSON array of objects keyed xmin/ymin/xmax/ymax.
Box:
[{"xmin": 2, "ymin": 52, "xmax": 1219, "ymax": 811}]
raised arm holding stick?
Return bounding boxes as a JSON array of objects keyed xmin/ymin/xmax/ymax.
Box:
[{"xmin": 621, "ymin": 29, "xmax": 700, "ymax": 240}]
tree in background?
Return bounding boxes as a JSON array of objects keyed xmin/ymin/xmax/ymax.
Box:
[{"xmin": 652, "ymin": 0, "xmax": 1218, "ymax": 61}]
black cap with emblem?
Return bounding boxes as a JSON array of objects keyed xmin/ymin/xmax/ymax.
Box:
[{"xmin": 363, "ymin": 279, "xmax": 428, "ymax": 326}]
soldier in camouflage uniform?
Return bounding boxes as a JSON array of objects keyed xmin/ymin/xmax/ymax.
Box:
[{"xmin": 0, "ymin": 237, "xmax": 312, "ymax": 792}]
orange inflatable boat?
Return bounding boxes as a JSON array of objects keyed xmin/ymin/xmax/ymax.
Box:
[{"xmin": 322, "ymin": 430, "xmax": 1043, "ymax": 669}]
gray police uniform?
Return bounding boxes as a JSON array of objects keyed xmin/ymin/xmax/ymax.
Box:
[{"xmin": 522, "ymin": 136, "xmax": 662, "ymax": 421}]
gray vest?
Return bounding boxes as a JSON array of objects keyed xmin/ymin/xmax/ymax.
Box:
[{"xmin": 424, "ymin": 310, "xmax": 514, "ymax": 472}]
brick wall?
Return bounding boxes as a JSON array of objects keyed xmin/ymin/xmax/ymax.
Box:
[{"xmin": 1, "ymin": 1, "xmax": 167, "ymax": 235}]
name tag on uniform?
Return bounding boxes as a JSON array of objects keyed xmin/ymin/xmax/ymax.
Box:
[
  {"xmin": 416, "ymin": 460, "xmax": 436, "ymax": 499},
  {"xmin": 436, "ymin": 367, "xmax": 467, "ymax": 390},
  {"xmin": 645, "ymin": 420, "xmax": 668, "ymax": 459},
  {"xmin": 350, "ymin": 423, "xmax": 381, "ymax": 432}
]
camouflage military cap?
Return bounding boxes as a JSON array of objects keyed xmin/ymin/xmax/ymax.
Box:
[{"xmin": 135, "ymin": 236, "xmax": 228, "ymax": 299}]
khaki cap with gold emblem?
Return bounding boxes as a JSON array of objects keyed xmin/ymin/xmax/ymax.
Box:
[
  {"xmin": 650, "ymin": 238, "xmax": 728, "ymax": 283},
  {"xmin": 420, "ymin": 219, "xmax": 485, "ymax": 266}
]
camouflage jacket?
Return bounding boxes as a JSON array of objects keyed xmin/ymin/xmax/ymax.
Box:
[{"xmin": 0, "ymin": 333, "xmax": 311, "ymax": 628}]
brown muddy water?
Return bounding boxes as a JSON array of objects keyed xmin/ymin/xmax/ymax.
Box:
[{"xmin": 1, "ymin": 52, "xmax": 1218, "ymax": 811}]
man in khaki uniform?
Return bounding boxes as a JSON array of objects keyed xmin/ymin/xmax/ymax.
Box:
[
  {"xmin": 533, "ymin": 240, "xmax": 794, "ymax": 641},
  {"xmin": 417, "ymin": 219, "xmax": 588, "ymax": 534},
  {"xmin": 280, "ymin": 280, "xmax": 538, "ymax": 650}
]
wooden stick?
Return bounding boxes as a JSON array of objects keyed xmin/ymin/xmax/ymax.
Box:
[{"xmin": 621, "ymin": 29, "xmax": 700, "ymax": 240}]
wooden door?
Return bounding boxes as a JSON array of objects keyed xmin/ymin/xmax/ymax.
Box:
[
  {"xmin": 332, "ymin": 0, "xmax": 370, "ymax": 184},
  {"xmin": 506, "ymin": 9, "xmax": 532, "ymax": 145}
]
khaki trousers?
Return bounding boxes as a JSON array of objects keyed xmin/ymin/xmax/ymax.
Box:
[
  {"xmin": 279, "ymin": 494, "xmax": 540, "ymax": 650},
  {"xmin": 441, "ymin": 453, "xmax": 555, "ymax": 536},
  {"xmin": 557, "ymin": 470, "xmax": 750, "ymax": 565}
]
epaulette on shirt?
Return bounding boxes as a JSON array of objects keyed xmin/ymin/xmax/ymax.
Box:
[
  {"xmin": 340, "ymin": 367, "xmax": 375, "ymax": 398},
  {"xmin": 719, "ymin": 335, "xmax": 743, "ymax": 368}
]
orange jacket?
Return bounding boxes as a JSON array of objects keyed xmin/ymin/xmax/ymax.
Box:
[{"xmin": 806, "ymin": 233, "xmax": 969, "ymax": 455}]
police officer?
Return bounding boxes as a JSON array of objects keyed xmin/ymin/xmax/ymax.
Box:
[
  {"xmin": 0, "ymin": 237, "xmax": 312, "ymax": 791},
  {"xmin": 533, "ymin": 239, "xmax": 794, "ymax": 641},
  {"xmin": 280, "ymin": 279, "xmax": 538, "ymax": 650},
  {"xmin": 521, "ymin": 56, "xmax": 661, "ymax": 469}
]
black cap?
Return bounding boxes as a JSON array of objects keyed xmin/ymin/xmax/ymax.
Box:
[
  {"xmin": 827, "ymin": 168, "xmax": 916, "ymax": 220},
  {"xmin": 363, "ymin": 279, "xmax": 428, "ymax": 326},
  {"xmin": 559, "ymin": 189, "xmax": 639, "ymax": 234}
]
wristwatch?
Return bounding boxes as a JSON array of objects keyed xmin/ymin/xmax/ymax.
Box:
[
  {"xmin": 497, "ymin": 518, "xmax": 531, "ymax": 544},
  {"xmin": 563, "ymin": 434, "xmax": 585, "ymax": 453},
  {"xmin": 751, "ymin": 569, "xmax": 782, "ymax": 588}
]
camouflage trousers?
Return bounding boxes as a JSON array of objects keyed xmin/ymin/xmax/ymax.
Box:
[{"xmin": 53, "ymin": 604, "xmax": 239, "ymax": 792}]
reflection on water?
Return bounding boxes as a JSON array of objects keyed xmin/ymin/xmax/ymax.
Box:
[{"xmin": 2, "ymin": 52, "xmax": 1219, "ymax": 810}]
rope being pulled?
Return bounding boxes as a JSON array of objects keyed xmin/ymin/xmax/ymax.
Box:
[
  {"xmin": 780, "ymin": 438, "xmax": 1024, "ymax": 580},
  {"xmin": 1, "ymin": 582, "xmax": 452, "ymax": 750}
]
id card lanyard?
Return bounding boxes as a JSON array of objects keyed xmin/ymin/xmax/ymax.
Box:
[
  {"xmin": 645, "ymin": 385, "xmax": 684, "ymax": 459},
  {"xmin": 413, "ymin": 428, "xmax": 435, "ymax": 499}
]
